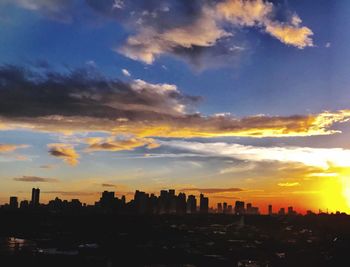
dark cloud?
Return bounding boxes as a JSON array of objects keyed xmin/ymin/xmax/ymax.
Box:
[
  {"xmin": 39, "ymin": 164, "xmax": 55, "ymax": 169},
  {"xmin": 13, "ymin": 175, "xmax": 59, "ymax": 182},
  {"xmin": 0, "ymin": 65, "xmax": 199, "ymax": 120},
  {"xmin": 180, "ymin": 187, "xmax": 243, "ymax": 194},
  {"xmin": 0, "ymin": 64, "xmax": 348, "ymax": 138},
  {"xmin": 101, "ymin": 183, "xmax": 116, "ymax": 187}
]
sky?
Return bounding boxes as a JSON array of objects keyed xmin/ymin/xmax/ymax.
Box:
[{"xmin": 1, "ymin": 0, "xmax": 350, "ymax": 214}]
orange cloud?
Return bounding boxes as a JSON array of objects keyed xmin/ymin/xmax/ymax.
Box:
[
  {"xmin": 85, "ymin": 136, "xmax": 160, "ymax": 152},
  {"xmin": 0, "ymin": 143, "xmax": 28, "ymax": 153},
  {"xmin": 1, "ymin": 109, "xmax": 350, "ymax": 138},
  {"xmin": 48, "ymin": 143, "xmax": 79, "ymax": 166},
  {"xmin": 217, "ymin": 0, "xmax": 313, "ymax": 49},
  {"xmin": 278, "ymin": 182, "xmax": 300, "ymax": 187}
]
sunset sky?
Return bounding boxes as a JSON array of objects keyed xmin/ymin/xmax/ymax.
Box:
[{"xmin": 1, "ymin": 0, "xmax": 350, "ymax": 214}]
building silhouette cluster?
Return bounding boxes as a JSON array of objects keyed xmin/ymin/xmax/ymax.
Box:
[{"xmin": 0, "ymin": 187, "xmax": 306, "ymax": 216}]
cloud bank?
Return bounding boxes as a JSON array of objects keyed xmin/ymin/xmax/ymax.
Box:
[
  {"xmin": 13, "ymin": 175, "xmax": 59, "ymax": 182},
  {"xmin": 163, "ymin": 141, "xmax": 350, "ymax": 169},
  {"xmin": 0, "ymin": 65, "xmax": 349, "ymax": 139}
]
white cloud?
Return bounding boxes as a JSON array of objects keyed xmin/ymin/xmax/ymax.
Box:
[
  {"xmin": 162, "ymin": 141, "xmax": 350, "ymax": 169},
  {"xmin": 122, "ymin": 68, "xmax": 131, "ymax": 77},
  {"xmin": 119, "ymin": 0, "xmax": 313, "ymax": 65}
]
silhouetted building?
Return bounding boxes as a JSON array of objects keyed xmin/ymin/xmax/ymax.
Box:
[
  {"xmin": 307, "ymin": 210, "xmax": 316, "ymax": 215},
  {"xmin": 227, "ymin": 205, "xmax": 233, "ymax": 214},
  {"xmin": 246, "ymin": 203, "xmax": 252, "ymax": 211},
  {"xmin": 235, "ymin": 201, "xmax": 245, "ymax": 215},
  {"xmin": 48, "ymin": 197, "xmax": 63, "ymax": 210},
  {"xmin": 70, "ymin": 199, "xmax": 82, "ymax": 209},
  {"xmin": 268, "ymin": 204, "xmax": 273, "ymax": 215},
  {"xmin": 278, "ymin": 207, "xmax": 285, "ymax": 215},
  {"xmin": 187, "ymin": 195, "xmax": 197, "ymax": 214},
  {"xmin": 159, "ymin": 190, "xmax": 170, "ymax": 214},
  {"xmin": 223, "ymin": 202, "xmax": 228, "ymax": 213},
  {"xmin": 177, "ymin": 193, "xmax": 186, "ymax": 214},
  {"xmin": 121, "ymin": 195, "xmax": 126, "ymax": 205},
  {"xmin": 31, "ymin": 188, "xmax": 40, "ymax": 207},
  {"xmin": 199, "ymin": 194, "xmax": 208, "ymax": 214},
  {"xmin": 134, "ymin": 190, "xmax": 149, "ymax": 214},
  {"xmin": 19, "ymin": 200, "xmax": 29, "ymax": 209},
  {"xmin": 9, "ymin": 196, "xmax": 18, "ymax": 209},
  {"xmin": 217, "ymin": 203, "xmax": 223, "ymax": 213},
  {"xmin": 246, "ymin": 203, "xmax": 259, "ymax": 215},
  {"xmin": 288, "ymin": 206, "xmax": 297, "ymax": 215}
]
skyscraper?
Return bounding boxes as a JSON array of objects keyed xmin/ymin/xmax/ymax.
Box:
[
  {"xmin": 177, "ymin": 193, "xmax": 186, "ymax": 214},
  {"xmin": 234, "ymin": 201, "xmax": 245, "ymax": 215},
  {"xmin": 187, "ymin": 195, "xmax": 197, "ymax": 214},
  {"xmin": 31, "ymin": 188, "xmax": 40, "ymax": 207},
  {"xmin": 199, "ymin": 193, "xmax": 209, "ymax": 214},
  {"xmin": 9, "ymin": 196, "xmax": 18, "ymax": 209},
  {"xmin": 217, "ymin": 203, "xmax": 223, "ymax": 213},
  {"xmin": 223, "ymin": 202, "xmax": 228, "ymax": 214},
  {"xmin": 268, "ymin": 204, "xmax": 273, "ymax": 215}
]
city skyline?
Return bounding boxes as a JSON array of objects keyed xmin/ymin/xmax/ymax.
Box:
[
  {"xmin": 1, "ymin": 0, "xmax": 350, "ymax": 214},
  {"xmin": 1, "ymin": 187, "xmax": 332, "ymax": 215}
]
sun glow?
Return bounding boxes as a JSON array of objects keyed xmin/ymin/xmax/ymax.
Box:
[{"xmin": 318, "ymin": 170, "xmax": 350, "ymax": 214}]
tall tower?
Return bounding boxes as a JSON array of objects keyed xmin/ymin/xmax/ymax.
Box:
[
  {"xmin": 268, "ymin": 204, "xmax": 273, "ymax": 215},
  {"xmin": 199, "ymin": 193, "xmax": 209, "ymax": 214},
  {"xmin": 31, "ymin": 188, "xmax": 40, "ymax": 207}
]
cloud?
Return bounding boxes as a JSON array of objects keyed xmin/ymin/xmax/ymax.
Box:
[
  {"xmin": 115, "ymin": 0, "xmax": 313, "ymax": 66},
  {"xmin": 180, "ymin": 187, "xmax": 243, "ymax": 194},
  {"xmin": 216, "ymin": 1, "xmax": 313, "ymax": 49},
  {"xmin": 85, "ymin": 136, "xmax": 160, "ymax": 152},
  {"xmin": 118, "ymin": 7, "xmax": 231, "ymax": 66},
  {"xmin": 0, "ymin": 65, "xmax": 349, "ymax": 138},
  {"xmin": 278, "ymin": 182, "xmax": 300, "ymax": 187},
  {"xmin": 48, "ymin": 143, "xmax": 79, "ymax": 166},
  {"xmin": 264, "ymin": 21, "xmax": 313, "ymax": 49},
  {"xmin": 0, "ymin": 144, "xmax": 28, "ymax": 153},
  {"xmin": 13, "ymin": 175, "xmax": 59, "ymax": 182},
  {"xmin": 163, "ymin": 141, "xmax": 350, "ymax": 169},
  {"xmin": 39, "ymin": 164, "xmax": 56, "ymax": 169},
  {"xmin": 0, "ymin": 65, "xmax": 197, "ymax": 121},
  {"xmin": 101, "ymin": 183, "xmax": 116, "ymax": 187},
  {"xmin": 3, "ymin": 1, "xmax": 313, "ymax": 68},
  {"xmin": 122, "ymin": 68, "xmax": 131, "ymax": 77},
  {"xmin": 2, "ymin": 0, "xmax": 76, "ymax": 22}
]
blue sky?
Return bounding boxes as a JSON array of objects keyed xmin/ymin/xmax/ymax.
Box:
[{"xmin": 1, "ymin": 0, "xmax": 350, "ymax": 213}]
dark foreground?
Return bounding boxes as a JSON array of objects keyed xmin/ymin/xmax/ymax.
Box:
[{"xmin": 1, "ymin": 211, "xmax": 350, "ymax": 267}]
